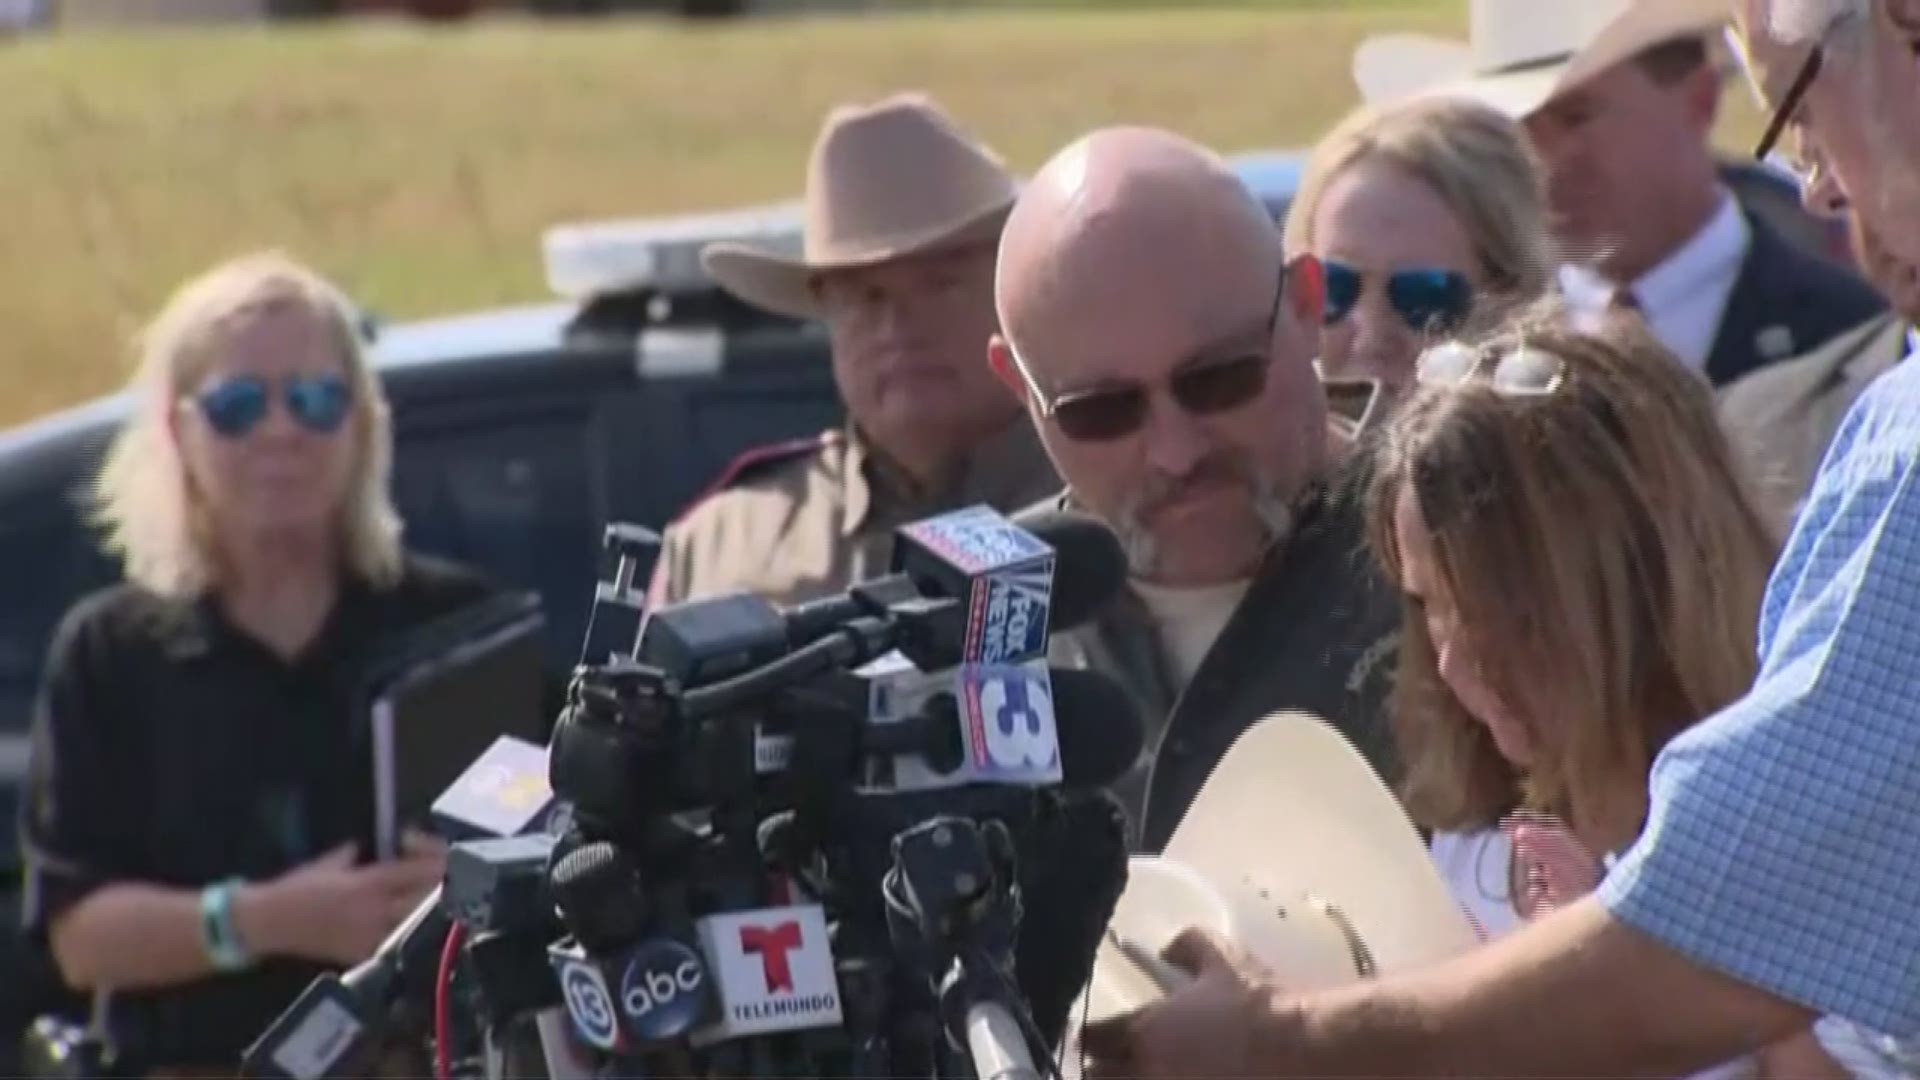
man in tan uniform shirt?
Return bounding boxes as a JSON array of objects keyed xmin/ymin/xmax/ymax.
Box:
[{"xmin": 647, "ymin": 93, "xmax": 1059, "ymax": 609}]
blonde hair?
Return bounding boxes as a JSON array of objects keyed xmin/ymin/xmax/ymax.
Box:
[
  {"xmin": 1285, "ymin": 96, "xmax": 1553, "ymax": 323},
  {"xmin": 1361, "ymin": 301, "xmax": 1776, "ymax": 832},
  {"xmin": 92, "ymin": 251, "xmax": 403, "ymax": 598}
]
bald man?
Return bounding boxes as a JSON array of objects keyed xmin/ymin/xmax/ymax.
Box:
[{"xmin": 990, "ymin": 127, "xmax": 1401, "ymax": 851}]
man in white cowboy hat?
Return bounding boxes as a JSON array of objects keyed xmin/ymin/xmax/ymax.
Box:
[
  {"xmin": 1354, "ymin": 0, "xmax": 1883, "ymax": 388},
  {"xmin": 646, "ymin": 93, "xmax": 1058, "ymax": 608},
  {"xmin": 1079, "ymin": 5, "xmax": 1920, "ymax": 1076},
  {"xmin": 991, "ymin": 127, "xmax": 1402, "ymax": 853}
]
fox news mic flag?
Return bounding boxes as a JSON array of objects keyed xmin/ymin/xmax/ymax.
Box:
[{"xmin": 892, "ymin": 504, "xmax": 1055, "ymax": 666}]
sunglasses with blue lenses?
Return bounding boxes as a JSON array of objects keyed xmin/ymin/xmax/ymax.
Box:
[
  {"xmin": 192, "ymin": 373, "xmax": 354, "ymax": 439},
  {"xmin": 1322, "ymin": 260, "xmax": 1475, "ymax": 335}
]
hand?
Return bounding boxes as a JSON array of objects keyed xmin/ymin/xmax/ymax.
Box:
[
  {"xmin": 1082, "ymin": 928, "xmax": 1278, "ymax": 1080},
  {"xmin": 241, "ymin": 831, "xmax": 448, "ymax": 968},
  {"xmin": 1511, "ymin": 821, "xmax": 1602, "ymax": 919}
]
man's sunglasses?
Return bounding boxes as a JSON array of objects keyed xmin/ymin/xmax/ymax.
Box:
[
  {"xmin": 1323, "ymin": 261, "xmax": 1474, "ymax": 335},
  {"xmin": 190, "ymin": 373, "xmax": 354, "ymax": 439},
  {"xmin": 1008, "ymin": 264, "xmax": 1287, "ymax": 443}
]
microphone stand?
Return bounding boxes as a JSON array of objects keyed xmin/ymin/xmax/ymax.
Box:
[{"xmin": 882, "ymin": 817, "xmax": 1050, "ymax": 1080}]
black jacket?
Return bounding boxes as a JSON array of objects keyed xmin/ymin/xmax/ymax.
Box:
[
  {"xmin": 1045, "ymin": 480, "xmax": 1402, "ymax": 853},
  {"xmin": 1705, "ymin": 211, "xmax": 1887, "ymax": 386}
]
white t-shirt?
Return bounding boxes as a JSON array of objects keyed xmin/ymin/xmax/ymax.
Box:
[
  {"xmin": 1431, "ymin": 828, "xmax": 1758, "ymax": 1080},
  {"xmin": 1129, "ymin": 578, "xmax": 1251, "ymax": 691}
]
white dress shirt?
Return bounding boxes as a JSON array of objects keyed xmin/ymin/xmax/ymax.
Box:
[{"xmin": 1560, "ymin": 190, "xmax": 1751, "ymax": 372}]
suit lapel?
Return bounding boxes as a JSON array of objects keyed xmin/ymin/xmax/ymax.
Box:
[{"xmin": 1707, "ymin": 214, "xmax": 1804, "ymax": 386}]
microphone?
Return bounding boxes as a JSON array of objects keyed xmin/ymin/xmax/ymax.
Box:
[
  {"xmin": 546, "ymin": 842, "xmax": 715, "ymax": 1054},
  {"xmin": 856, "ymin": 662, "xmax": 1142, "ymax": 794},
  {"xmin": 242, "ymin": 888, "xmax": 451, "ymax": 1080},
  {"xmin": 547, "ymin": 842, "xmax": 846, "ymax": 1052},
  {"xmin": 242, "ymin": 744, "xmax": 565, "ymax": 1080},
  {"xmin": 640, "ymin": 507, "xmax": 1129, "ymax": 687},
  {"xmin": 887, "ymin": 505, "xmax": 1089, "ymax": 667},
  {"xmin": 688, "ymin": 903, "xmax": 844, "ymax": 1044},
  {"xmin": 752, "ymin": 662, "xmax": 1143, "ymax": 798},
  {"xmin": 783, "ymin": 508, "xmax": 1127, "ymax": 648},
  {"xmin": 1004, "ymin": 508, "xmax": 1130, "ymax": 633},
  {"xmin": 429, "ymin": 733, "xmax": 562, "ymax": 843},
  {"xmin": 1037, "ymin": 666, "xmax": 1144, "ymax": 791}
]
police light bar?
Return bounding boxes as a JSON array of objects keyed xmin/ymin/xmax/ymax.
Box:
[{"xmin": 542, "ymin": 200, "xmax": 806, "ymax": 300}]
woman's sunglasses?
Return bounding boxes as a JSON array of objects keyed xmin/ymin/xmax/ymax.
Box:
[
  {"xmin": 1323, "ymin": 261, "xmax": 1474, "ymax": 335},
  {"xmin": 191, "ymin": 373, "xmax": 354, "ymax": 439},
  {"xmin": 1415, "ymin": 340, "xmax": 1566, "ymax": 396}
]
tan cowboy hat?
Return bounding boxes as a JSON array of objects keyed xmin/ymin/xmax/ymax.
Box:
[
  {"xmin": 701, "ymin": 93, "xmax": 1018, "ymax": 320},
  {"xmin": 1352, "ymin": 0, "xmax": 1728, "ymax": 120},
  {"xmin": 1064, "ymin": 713, "xmax": 1478, "ymax": 1053}
]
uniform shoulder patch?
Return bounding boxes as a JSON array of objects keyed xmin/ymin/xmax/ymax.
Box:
[{"xmin": 676, "ymin": 432, "xmax": 833, "ymax": 521}]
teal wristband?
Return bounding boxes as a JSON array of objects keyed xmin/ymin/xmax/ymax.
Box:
[{"xmin": 199, "ymin": 879, "xmax": 252, "ymax": 972}]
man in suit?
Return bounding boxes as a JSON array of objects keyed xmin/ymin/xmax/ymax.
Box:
[
  {"xmin": 1722, "ymin": 211, "xmax": 1915, "ymax": 517},
  {"xmin": 1353, "ymin": 0, "xmax": 1884, "ymax": 386}
]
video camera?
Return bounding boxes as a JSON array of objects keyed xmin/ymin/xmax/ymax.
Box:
[{"xmin": 244, "ymin": 503, "xmax": 1137, "ymax": 1080}]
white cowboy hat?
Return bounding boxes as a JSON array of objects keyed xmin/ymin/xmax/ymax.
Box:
[
  {"xmin": 700, "ymin": 92, "xmax": 1018, "ymax": 320},
  {"xmin": 1063, "ymin": 713, "xmax": 1478, "ymax": 1056},
  {"xmin": 1352, "ymin": 0, "xmax": 1729, "ymax": 120}
]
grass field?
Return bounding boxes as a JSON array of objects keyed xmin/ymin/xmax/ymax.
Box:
[{"xmin": 0, "ymin": 4, "xmax": 1764, "ymax": 426}]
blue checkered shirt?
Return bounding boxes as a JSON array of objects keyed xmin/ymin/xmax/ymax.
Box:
[{"xmin": 1599, "ymin": 349, "xmax": 1920, "ymax": 1037}]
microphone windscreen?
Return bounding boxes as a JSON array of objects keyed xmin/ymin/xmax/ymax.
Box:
[
  {"xmin": 1015, "ymin": 509, "xmax": 1128, "ymax": 632},
  {"xmin": 1048, "ymin": 666, "xmax": 1145, "ymax": 791},
  {"xmin": 1015, "ymin": 788, "xmax": 1128, "ymax": 1050}
]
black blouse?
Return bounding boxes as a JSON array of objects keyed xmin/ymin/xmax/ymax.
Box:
[{"xmin": 18, "ymin": 554, "xmax": 494, "ymax": 1067}]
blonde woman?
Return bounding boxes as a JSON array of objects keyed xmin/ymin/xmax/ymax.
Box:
[
  {"xmin": 20, "ymin": 252, "xmax": 495, "ymax": 1073},
  {"xmin": 1286, "ymin": 96, "xmax": 1553, "ymax": 394},
  {"xmin": 1361, "ymin": 303, "xmax": 1844, "ymax": 1078}
]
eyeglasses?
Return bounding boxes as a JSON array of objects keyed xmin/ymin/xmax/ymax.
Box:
[
  {"xmin": 1007, "ymin": 263, "xmax": 1287, "ymax": 443},
  {"xmin": 1750, "ymin": 7, "xmax": 1868, "ymax": 163},
  {"xmin": 1753, "ymin": 42, "xmax": 1823, "ymax": 162},
  {"xmin": 1415, "ymin": 340, "xmax": 1567, "ymax": 396},
  {"xmin": 1322, "ymin": 261, "xmax": 1475, "ymax": 335},
  {"xmin": 190, "ymin": 373, "xmax": 354, "ymax": 439}
]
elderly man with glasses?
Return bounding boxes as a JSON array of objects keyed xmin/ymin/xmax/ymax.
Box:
[
  {"xmin": 990, "ymin": 126, "xmax": 1402, "ymax": 854},
  {"xmin": 1074, "ymin": 2, "xmax": 1920, "ymax": 1077}
]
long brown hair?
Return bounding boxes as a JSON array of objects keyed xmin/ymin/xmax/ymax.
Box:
[{"xmin": 1363, "ymin": 302, "xmax": 1777, "ymax": 833}]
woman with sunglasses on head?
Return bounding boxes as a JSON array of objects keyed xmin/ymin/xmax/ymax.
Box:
[
  {"xmin": 1285, "ymin": 95, "xmax": 1554, "ymax": 398},
  {"xmin": 19, "ymin": 252, "xmax": 498, "ymax": 1076},
  {"xmin": 1362, "ymin": 302, "xmax": 1846, "ymax": 1079}
]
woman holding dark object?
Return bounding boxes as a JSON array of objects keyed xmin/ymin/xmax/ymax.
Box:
[
  {"xmin": 20, "ymin": 252, "xmax": 496, "ymax": 1075},
  {"xmin": 1363, "ymin": 303, "xmax": 1845, "ymax": 1078}
]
